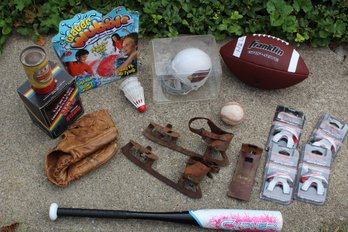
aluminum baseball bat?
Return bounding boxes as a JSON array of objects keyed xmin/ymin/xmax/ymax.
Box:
[{"xmin": 49, "ymin": 203, "xmax": 283, "ymax": 231}]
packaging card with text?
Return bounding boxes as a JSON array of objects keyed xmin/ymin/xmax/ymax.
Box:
[
  {"xmin": 52, "ymin": 6, "xmax": 139, "ymax": 93},
  {"xmin": 17, "ymin": 62, "xmax": 84, "ymax": 139}
]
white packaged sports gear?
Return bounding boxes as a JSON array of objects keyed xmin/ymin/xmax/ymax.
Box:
[{"xmin": 162, "ymin": 48, "xmax": 212, "ymax": 95}]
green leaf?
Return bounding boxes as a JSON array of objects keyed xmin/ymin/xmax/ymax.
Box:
[
  {"xmin": 33, "ymin": 23, "xmax": 39, "ymax": 31},
  {"xmin": 301, "ymin": 1, "xmax": 313, "ymax": 12},
  {"xmin": 228, "ymin": 24, "xmax": 243, "ymax": 35},
  {"xmin": 14, "ymin": 0, "xmax": 31, "ymax": 11},
  {"xmin": 230, "ymin": 11, "xmax": 243, "ymax": 20},
  {"xmin": 182, "ymin": 3, "xmax": 190, "ymax": 12},
  {"xmin": 319, "ymin": 30, "xmax": 329, "ymax": 38},
  {"xmin": 311, "ymin": 37, "xmax": 330, "ymax": 47},
  {"xmin": 267, "ymin": 0, "xmax": 293, "ymax": 16},
  {"xmin": 266, "ymin": 1, "xmax": 276, "ymax": 13},
  {"xmin": 283, "ymin": 16, "xmax": 298, "ymax": 32},
  {"xmin": 16, "ymin": 27, "xmax": 33, "ymax": 36},
  {"xmin": 293, "ymin": 0, "xmax": 312, "ymax": 13},
  {"xmin": 68, "ymin": 0, "xmax": 80, "ymax": 5},
  {"xmin": 218, "ymin": 24, "xmax": 228, "ymax": 31},
  {"xmin": 151, "ymin": 14, "xmax": 163, "ymax": 24},
  {"xmin": 213, "ymin": 32, "xmax": 226, "ymax": 41},
  {"xmin": 0, "ymin": 33, "xmax": 10, "ymax": 53},
  {"xmin": 333, "ymin": 20, "xmax": 346, "ymax": 37},
  {"xmin": 168, "ymin": 27, "xmax": 178, "ymax": 37},
  {"xmin": 31, "ymin": 33, "xmax": 40, "ymax": 42},
  {"xmin": 182, "ymin": 19, "xmax": 189, "ymax": 26},
  {"xmin": 2, "ymin": 25, "xmax": 12, "ymax": 35},
  {"xmin": 295, "ymin": 32, "xmax": 308, "ymax": 42},
  {"xmin": 222, "ymin": 18, "xmax": 231, "ymax": 25}
]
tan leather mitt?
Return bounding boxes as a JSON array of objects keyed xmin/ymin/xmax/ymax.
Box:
[{"xmin": 45, "ymin": 109, "xmax": 119, "ymax": 186}]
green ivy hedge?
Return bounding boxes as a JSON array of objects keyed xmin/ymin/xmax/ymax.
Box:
[{"xmin": 1, "ymin": 0, "xmax": 347, "ymax": 52}]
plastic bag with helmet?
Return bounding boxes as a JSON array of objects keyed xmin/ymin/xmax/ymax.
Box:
[{"xmin": 162, "ymin": 48, "xmax": 212, "ymax": 95}]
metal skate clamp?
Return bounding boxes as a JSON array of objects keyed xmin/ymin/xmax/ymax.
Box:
[
  {"xmin": 143, "ymin": 117, "xmax": 234, "ymax": 167},
  {"xmin": 121, "ymin": 117, "xmax": 234, "ymax": 198}
]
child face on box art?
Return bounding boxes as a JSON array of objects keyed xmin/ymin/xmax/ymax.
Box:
[
  {"xmin": 121, "ymin": 37, "xmax": 137, "ymax": 57},
  {"xmin": 114, "ymin": 33, "xmax": 138, "ymax": 76},
  {"xmin": 111, "ymin": 33, "xmax": 123, "ymax": 51},
  {"xmin": 63, "ymin": 49, "xmax": 94, "ymax": 77},
  {"xmin": 111, "ymin": 34, "xmax": 121, "ymax": 42}
]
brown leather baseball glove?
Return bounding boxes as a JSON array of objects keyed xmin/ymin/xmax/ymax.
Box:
[{"xmin": 45, "ymin": 109, "xmax": 119, "ymax": 186}]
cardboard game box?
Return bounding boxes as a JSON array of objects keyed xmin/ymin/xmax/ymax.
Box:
[
  {"xmin": 52, "ymin": 6, "xmax": 139, "ymax": 93},
  {"xmin": 17, "ymin": 62, "xmax": 84, "ymax": 138}
]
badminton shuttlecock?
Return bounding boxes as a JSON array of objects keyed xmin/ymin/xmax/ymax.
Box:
[{"xmin": 120, "ymin": 76, "xmax": 146, "ymax": 113}]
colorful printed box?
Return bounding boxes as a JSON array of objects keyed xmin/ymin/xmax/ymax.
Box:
[
  {"xmin": 52, "ymin": 6, "xmax": 139, "ymax": 93},
  {"xmin": 17, "ymin": 62, "xmax": 84, "ymax": 138}
]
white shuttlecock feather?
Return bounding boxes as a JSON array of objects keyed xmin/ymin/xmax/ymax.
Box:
[{"xmin": 120, "ymin": 77, "xmax": 146, "ymax": 112}]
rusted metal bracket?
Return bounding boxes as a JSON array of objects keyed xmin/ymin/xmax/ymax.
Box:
[
  {"xmin": 121, "ymin": 140, "xmax": 211, "ymax": 198},
  {"xmin": 227, "ymin": 144, "xmax": 263, "ymax": 201}
]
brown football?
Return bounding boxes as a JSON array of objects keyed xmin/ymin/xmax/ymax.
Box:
[{"xmin": 220, "ymin": 34, "xmax": 309, "ymax": 89}]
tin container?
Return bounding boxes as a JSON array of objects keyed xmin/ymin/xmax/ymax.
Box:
[{"xmin": 20, "ymin": 46, "xmax": 56, "ymax": 94}]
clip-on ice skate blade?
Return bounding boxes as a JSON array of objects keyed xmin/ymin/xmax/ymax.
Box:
[
  {"xmin": 267, "ymin": 175, "xmax": 293, "ymax": 194},
  {"xmin": 144, "ymin": 122, "xmax": 180, "ymax": 144},
  {"xmin": 121, "ymin": 140, "xmax": 210, "ymax": 199},
  {"xmin": 188, "ymin": 117, "xmax": 233, "ymax": 153},
  {"xmin": 144, "ymin": 118, "xmax": 233, "ymax": 168},
  {"xmin": 143, "ymin": 122, "xmax": 208, "ymax": 164}
]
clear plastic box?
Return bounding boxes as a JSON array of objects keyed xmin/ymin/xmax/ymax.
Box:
[{"xmin": 151, "ymin": 35, "xmax": 222, "ymax": 103}]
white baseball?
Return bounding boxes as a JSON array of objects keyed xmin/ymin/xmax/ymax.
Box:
[{"xmin": 220, "ymin": 102, "xmax": 245, "ymax": 126}]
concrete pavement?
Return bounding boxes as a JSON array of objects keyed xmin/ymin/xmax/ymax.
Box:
[{"xmin": 0, "ymin": 35, "xmax": 347, "ymax": 231}]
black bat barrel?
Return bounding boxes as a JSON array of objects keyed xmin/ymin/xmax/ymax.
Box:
[{"xmin": 57, "ymin": 207, "xmax": 199, "ymax": 226}]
